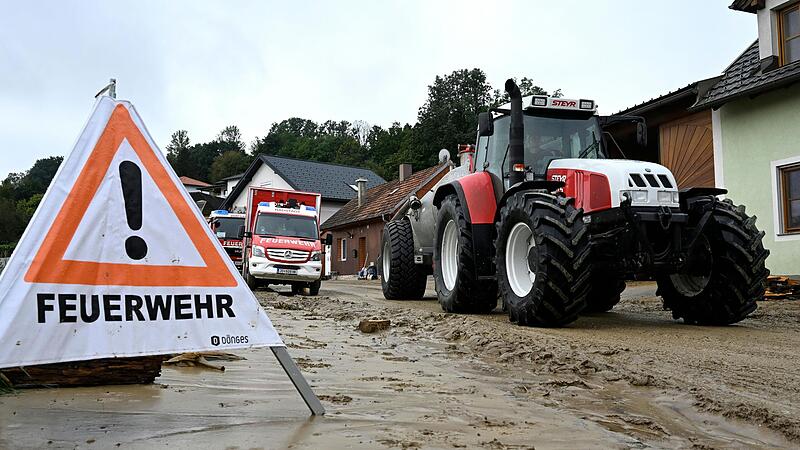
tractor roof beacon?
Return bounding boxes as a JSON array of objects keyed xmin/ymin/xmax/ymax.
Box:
[{"xmin": 379, "ymin": 78, "xmax": 769, "ymax": 328}]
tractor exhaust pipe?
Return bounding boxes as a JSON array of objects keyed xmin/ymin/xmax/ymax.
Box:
[{"xmin": 505, "ymin": 79, "xmax": 524, "ymax": 186}]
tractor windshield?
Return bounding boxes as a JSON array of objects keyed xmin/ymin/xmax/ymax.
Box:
[{"xmin": 482, "ymin": 113, "xmax": 606, "ymax": 176}]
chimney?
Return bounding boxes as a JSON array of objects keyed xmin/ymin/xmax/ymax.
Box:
[
  {"xmin": 399, "ymin": 163, "xmax": 412, "ymax": 181},
  {"xmin": 356, "ymin": 178, "xmax": 367, "ymax": 207}
]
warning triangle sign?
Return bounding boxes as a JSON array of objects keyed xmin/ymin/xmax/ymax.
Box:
[
  {"xmin": 25, "ymin": 102, "xmax": 236, "ymax": 287},
  {"xmin": 0, "ymin": 97, "xmax": 283, "ymax": 369}
]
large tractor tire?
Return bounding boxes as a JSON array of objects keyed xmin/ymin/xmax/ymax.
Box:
[
  {"xmin": 433, "ymin": 194, "xmax": 497, "ymax": 313},
  {"xmin": 584, "ymin": 274, "xmax": 626, "ymax": 313},
  {"xmin": 495, "ymin": 191, "xmax": 591, "ymax": 327},
  {"xmin": 380, "ymin": 218, "xmax": 427, "ymax": 300},
  {"xmin": 657, "ymin": 197, "xmax": 769, "ymax": 325}
]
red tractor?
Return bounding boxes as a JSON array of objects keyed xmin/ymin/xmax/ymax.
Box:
[{"xmin": 379, "ymin": 79, "xmax": 769, "ymax": 327}]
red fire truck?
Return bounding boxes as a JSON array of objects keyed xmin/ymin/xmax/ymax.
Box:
[
  {"xmin": 208, "ymin": 209, "xmax": 245, "ymax": 269},
  {"xmin": 242, "ymin": 187, "xmax": 331, "ymax": 295}
]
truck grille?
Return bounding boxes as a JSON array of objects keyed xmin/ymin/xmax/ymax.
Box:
[{"xmin": 267, "ymin": 249, "xmax": 309, "ymax": 262}]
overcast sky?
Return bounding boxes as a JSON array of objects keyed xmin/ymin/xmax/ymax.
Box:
[{"xmin": 0, "ymin": 0, "xmax": 754, "ymax": 179}]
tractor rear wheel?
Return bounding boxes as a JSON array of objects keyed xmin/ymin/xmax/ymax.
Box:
[
  {"xmin": 657, "ymin": 197, "xmax": 769, "ymax": 325},
  {"xmin": 495, "ymin": 191, "xmax": 591, "ymax": 327},
  {"xmin": 585, "ymin": 273, "xmax": 626, "ymax": 313},
  {"xmin": 433, "ymin": 194, "xmax": 497, "ymax": 313},
  {"xmin": 380, "ymin": 218, "xmax": 427, "ymax": 299}
]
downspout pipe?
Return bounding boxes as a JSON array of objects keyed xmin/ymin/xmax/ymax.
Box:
[{"xmin": 505, "ymin": 78, "xmax": 524, "ymax": 186}]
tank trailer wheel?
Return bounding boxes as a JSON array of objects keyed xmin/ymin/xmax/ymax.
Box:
[
  {"xmin": 495, "ymin": 191, "xmax": 591, "ymax": 327},
  {"xmin": 380, "ymin": 218, "xmax": 427, "ymax": 300},
  {"xmin": 657, "ymin": 197, "xmax": 769, "ymax": 325},
  {"xmin": 433, "ymin": 194, "xmax": 497, "ymax": 313}
]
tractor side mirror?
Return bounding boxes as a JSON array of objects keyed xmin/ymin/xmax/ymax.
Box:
[
  {"xmin": 636, "ymin": 122, "xmax": 648, "ymax": 148},
  {"xmin": 478, "ymin": 112, "xmax": 494, "ymax": 137},
  {"xmin": 321, "ymin": 234, "xmax": 333, "ymax": 246}
]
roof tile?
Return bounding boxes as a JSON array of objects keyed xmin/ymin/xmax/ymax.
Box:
[
  {"xmin": 321, "ymin": 164, "xmax": 449, "ymax": 230},
  {"xmin": 694, "ymin": 41, "xmax": 800, "ymax": 109}
]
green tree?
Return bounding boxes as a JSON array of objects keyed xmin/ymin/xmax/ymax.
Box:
[
  {"xmin": 210, "ymin": 151, "xmax": 253, "ymax": 182},
  {"xmin": 14, "ymin": 156, "xmax": 63, "ymax": 200},
  {"xmin": 491, "ymin": 76, "xmax": 561, "ymax": 106},
  {"xmin": 216, "ymin": 125, "xmax": 245, "ymax": 153},
  {"xmin": 166, "ymin": 130, "xmax": 192, "ymax": 176},
  {"xmin": 415, "ymin": 68, "xmax": 494, "ymax": 167},
  {"xmin": 17, "ymin": 193, "xmax": 44, "ymax": 221}
]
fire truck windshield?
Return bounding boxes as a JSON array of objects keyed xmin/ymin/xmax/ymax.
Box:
[
  {"xmin": 254, "ymin": 213, "xmax": 318, "ymax": 240},
  {"xmin": 213, "ymin": 217, "xmax": 244, "ymax": 239}
]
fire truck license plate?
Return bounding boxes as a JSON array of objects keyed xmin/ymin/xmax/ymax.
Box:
[{"xmin": 277, "ymin": 268, "xmax": 297, "ymax": 275}]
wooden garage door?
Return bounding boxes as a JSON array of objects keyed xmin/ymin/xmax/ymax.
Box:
[{"xmin": 659, "ymin": 110, "xmax": 715, "ymax": 189}]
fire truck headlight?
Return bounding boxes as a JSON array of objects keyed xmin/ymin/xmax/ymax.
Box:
[
  {"xmin": 310, "ymin": 251, "xmax": 321, "ymax": 261},
  {"xmin": 252, "ymin": 245, "xmax": 265, "ymax": 258}
]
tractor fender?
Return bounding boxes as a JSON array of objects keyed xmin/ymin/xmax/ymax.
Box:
[
  {"xmin": 679, "ymin": 187, "xmax": 727, "ymax": 200},
  {"xmin": 432, "ymin": 172, "xmax": 498, "ymax": 278},
  {"xmin": 433, "ymin": 172, "xmax": 497, "ymax": 225},
  {"xmin": 496, "ymin": 180, "xmax": 566, "ymax": 222}
]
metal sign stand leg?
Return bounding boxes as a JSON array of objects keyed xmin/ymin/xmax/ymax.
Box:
[{"xmin": 271, "ymin": 346, "xmax": 325, "ymax": 416}]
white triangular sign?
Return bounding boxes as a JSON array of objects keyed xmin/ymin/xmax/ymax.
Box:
[{"xmin": 0, "ymin": 97, "xmax": 283, "ymax": 369}]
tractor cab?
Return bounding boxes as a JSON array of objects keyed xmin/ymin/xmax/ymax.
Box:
[{"xmin": 475, "ymin": 96, "xmax": 606, "ymax": 193}]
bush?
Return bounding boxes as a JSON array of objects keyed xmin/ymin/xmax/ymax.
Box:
[{"xmin": 0, "ymin": 242, "xmax": 16, "ymax": 257}]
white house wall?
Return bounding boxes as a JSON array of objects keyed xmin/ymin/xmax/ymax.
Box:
[
  {"xmin": 758, "ymin": 0, "xmax": 794, "ymax": 60},
  {"xmin": 231, "ymin": 164, "xmax": 294, "ymax": 209},
  {"xmin": 319, "ymin": 201, "xmax": 344, "ymax": 225}
]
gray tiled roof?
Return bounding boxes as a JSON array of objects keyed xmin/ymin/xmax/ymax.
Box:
[
  {"xmin": 693, "ymin": 40, "xmax": 800, "ymax": 109},
  {"xmin": 261, "ymin": 155, "xmax": 385, "ymax": 201},
  {"xmin": 219, "ymin": 154, "xmax": 385, "ymax": 209}
]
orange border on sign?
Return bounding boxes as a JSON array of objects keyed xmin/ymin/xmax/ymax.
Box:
[{"xmin": 25, "ymin": 104, "xmax": 237, "ymax": 287}]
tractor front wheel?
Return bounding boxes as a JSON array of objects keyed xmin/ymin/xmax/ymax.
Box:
[
  {"xmin": 433, "ymin": 194, "xmax": 497, "ymax": 313},
  {"xmin": 657, "ymin": 197, "xmax": 769, "ymax": 325},
  {"xmin": 495, "ymin": 191, "xmax": 591, "ymax": 327}
]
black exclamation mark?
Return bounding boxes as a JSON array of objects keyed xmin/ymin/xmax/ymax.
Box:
[{"xmin": 119, "ymin": 160, "xmax": 148, "ymax": 260}]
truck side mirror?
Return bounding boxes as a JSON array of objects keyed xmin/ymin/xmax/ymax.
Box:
[
  {"xmin": 636, "ymin": 122, "xmax": 648, "ymax": 148},
  {"xmin": 322, "ymin": 234, "xmax": 333, "ymax": 246},
  {"xmin": 478, "ymin": 112, "xmax": 494, "ymax": 137},
  {"xmin": 238, "ymin": 225, "xmax": 246, "ymax": 239}
]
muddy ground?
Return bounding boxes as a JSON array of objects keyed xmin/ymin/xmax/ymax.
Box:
[{"xmin": 1, "ymin": 280, "xmax": 799, "ymax": 449}]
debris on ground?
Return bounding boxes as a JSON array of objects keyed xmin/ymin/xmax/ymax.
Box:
[
  {"xmin": 358, "ymin": 318, "xmax": 391, "ymax": 333},
  {"xmin": 0, "ymin": 356, "xmax": 165, "ymax": 388},
  {"xmin": 163, "ymin": 352, "xmax": 246, "ymax": 371},
  {"xmin": 765, "ymin": 276, "xmax": 800, "ymax": 300}
]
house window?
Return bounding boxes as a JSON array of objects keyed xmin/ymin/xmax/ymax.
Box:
[
  {"xmin": 779, "ymin": 3, "xmax": 800, "ymax": 65},
  {"xmin": 339, "ymin": 238, "xmax": 348, "ymax": 261},
  {"xmin": 781, "ymin": 165, "xmax": 800, "ymax": 233}
]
